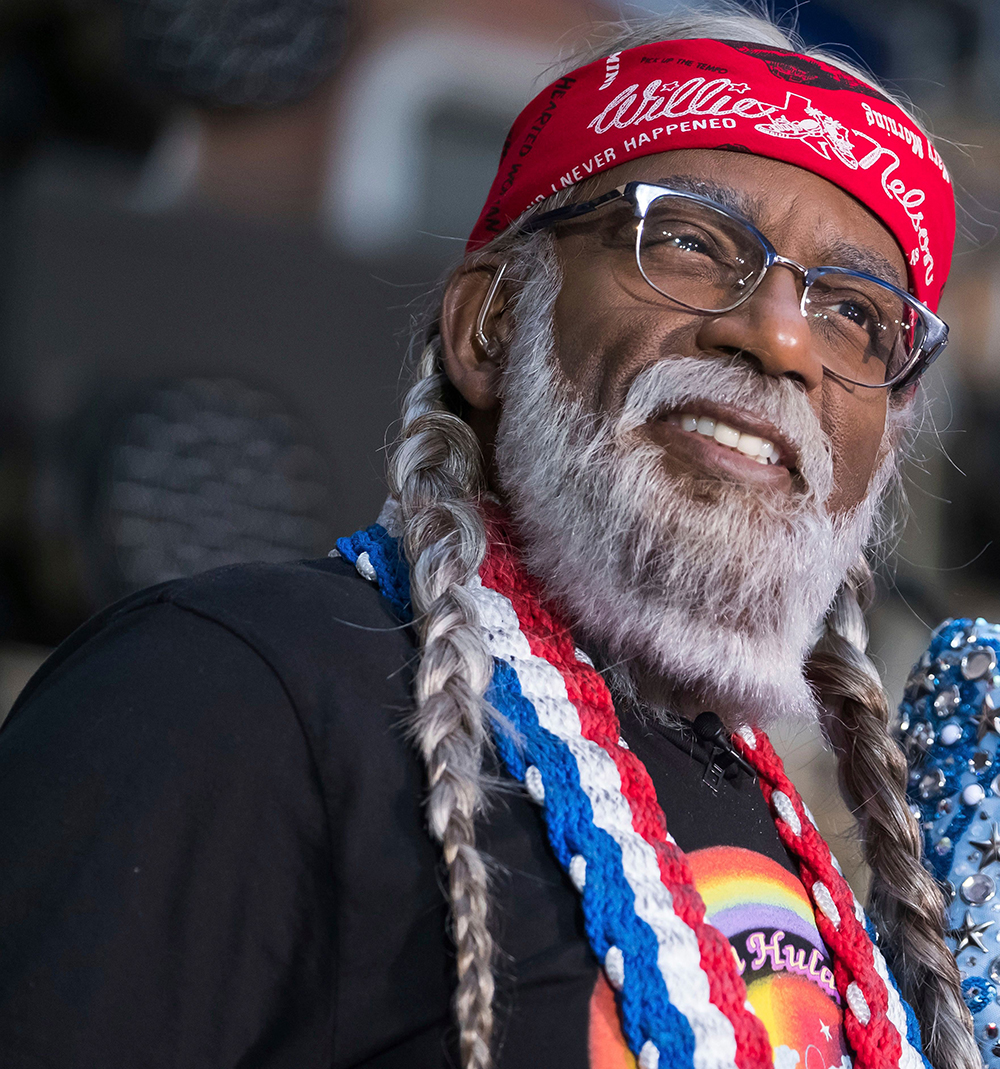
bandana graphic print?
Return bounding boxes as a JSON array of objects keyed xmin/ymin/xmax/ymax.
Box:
[
  {"xmin": 590, "ymin": 847, "xmax": 851, "ymax": 1069},
  {"xmin": 468, "ymin": 39, "xmax": 954, "ymax": 310}
]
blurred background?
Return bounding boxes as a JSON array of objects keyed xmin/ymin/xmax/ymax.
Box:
[{"xmin": 0, "ymin": 0, "xmax": 998, "ymax": 886}]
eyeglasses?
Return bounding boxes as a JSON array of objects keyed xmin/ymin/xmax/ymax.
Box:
[{"xmin": 519, "ymin": 181, "xmax": 948, "ymax": 391}]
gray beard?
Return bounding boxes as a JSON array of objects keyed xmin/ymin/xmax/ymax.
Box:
[{"xmin": 493, "ymin": 284, "xmax": 892, "ymax": 728}]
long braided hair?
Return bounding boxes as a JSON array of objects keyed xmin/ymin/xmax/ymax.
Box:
[
  {"xmin": 387, "ymin": 336, "xmax": 494, "ymax": 1069},
  {"xmin": 811, "ymin": 563, "xmax": 978, "ymax": 1069},
  {"xmin": 387, "ymin": 229, "xmax": 559, "ymax": 1069},
  {"xmin": 387, "ymin": 8, "xmax": 976, "ymax": 1069}
]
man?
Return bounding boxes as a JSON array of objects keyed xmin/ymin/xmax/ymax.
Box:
[{"xmin": 0, "ymin": 11, "xmax": 980, "ymax": 1069}]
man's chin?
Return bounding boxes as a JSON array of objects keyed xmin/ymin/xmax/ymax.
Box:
[{"xmin": 573, "ymin": 587, "xmax": 825, "ymax": 731}]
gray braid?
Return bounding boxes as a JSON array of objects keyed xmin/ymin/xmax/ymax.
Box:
[
  {"xmin": 388, "ymin": 336, "xmax": 495, "ymax": 1069},
  {"xmin": 810, "ymin": 563, "xmax": 980, "ymax": 1069}
]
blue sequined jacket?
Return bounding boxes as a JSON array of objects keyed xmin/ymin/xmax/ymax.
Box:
[{"xmin": 899, "ymin": 618, "xmax": 1000, "ymax": 1065}]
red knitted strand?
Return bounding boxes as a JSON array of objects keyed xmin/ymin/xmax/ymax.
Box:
[{"xmin": 733, "ymin": 731, "xmax": 899, "ymax": 1069}]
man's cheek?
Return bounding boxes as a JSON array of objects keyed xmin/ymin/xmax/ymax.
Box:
[
  {"xmin": 820, "ymin": 386, "xmax": 887, "ymax": 514},
  {"xmin": 828, "ymin": 429, "xmax": 884, "ymax": 513}
]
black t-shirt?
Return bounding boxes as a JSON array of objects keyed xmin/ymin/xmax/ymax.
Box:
[{"xmin": 0, "ymin": 557, "xmax": 848, "ymax": 1068}]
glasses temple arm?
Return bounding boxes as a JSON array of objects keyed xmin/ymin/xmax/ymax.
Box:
[{"xmin": 519, "ymin": 186, "xmax": 629, "ymax": 233}]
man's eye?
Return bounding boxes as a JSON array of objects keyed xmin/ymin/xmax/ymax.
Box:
[
  {"xmin": 671, "ymin": 233, "xmax": 711, "ymax": 254},
  {"xmin": 832, "ymin": 299, "xmax": 873, "ymax": 327},
  {"xmin": 646, "ymin": 227, "xmax": 713, "ymax": 255}
]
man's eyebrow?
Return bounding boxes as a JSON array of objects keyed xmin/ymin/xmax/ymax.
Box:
[
  {"xmin": 649, "ymin": 180, "xmax": 907, "ymax": 288},
  {"xmin": 649, "ymin": 175, "xmax": 765, "ymax": 224},
  {"xmin": 641, "ymin": 178, "xmax": 907, "ymax": 288},
  {"xmin": 820, "ymin": 238, "xmax": 906, "ymax": 289}
]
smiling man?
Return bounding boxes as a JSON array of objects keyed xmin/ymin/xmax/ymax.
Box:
[{"xmin": 0, "ymin": 10, "xmax": 981, "ymax": 1069}]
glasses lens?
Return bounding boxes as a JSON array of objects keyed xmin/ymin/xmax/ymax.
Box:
[
  {"xmin": 637, "ymin": 195, "xmax": 766, "ymax": 312},
  {"xmin": 803, "ymin": 270, "xmax": 918, "ymax": 386}
]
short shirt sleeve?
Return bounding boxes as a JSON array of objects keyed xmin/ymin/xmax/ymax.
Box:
[{"xmin": 0, "ymin": 601, "xmax": 336, "ymax": 1069}]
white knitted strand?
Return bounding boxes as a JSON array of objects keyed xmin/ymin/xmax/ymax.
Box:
[
  {"xmin": 468, "ymin": 575, "xmax": 740, "ymax": 1069},
  {"xmin": 810, "ymin": 881, "xmax": 841, "ymax": 929},
  {"xmin": 847, "ymin": 982, "xmax": 872, "ymax": 1027},
  {"xmin": 770, "ymin": 791, "xmax": 801, "ymax": 836}
]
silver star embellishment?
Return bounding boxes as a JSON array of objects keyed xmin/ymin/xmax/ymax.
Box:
[
  {"xmin": 978, "ymin": 709, "xmax": 1000, "ymax": 741},
  {"xmin": 978, "ymin": 692, "xmax": 1000, "ymax": 740},
  {"xmin": 819, "ymin": 1019, "xmax": 832, "ymax": 1041},
  {"xmin": 729, "ymin": 82, "xmax": 752, "ymax": 93},
  {"xmin": 970, "ymin": 823, "xmax": 1000, "ymax": 870},
  {"xmin": 948, "ymin": 910, "xmax": 993, "ymax": 953}
]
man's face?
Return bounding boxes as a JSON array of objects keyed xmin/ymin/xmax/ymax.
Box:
[
  {"xmin": 442, "ymin": 147, "xmax": 913, "ymax": 723},
  {"xmin": 546, "ymin": 149, "xmax": 908, "ymax": 517}
]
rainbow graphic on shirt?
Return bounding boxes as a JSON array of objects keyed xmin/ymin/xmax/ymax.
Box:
[{"xmin": 589, "ymin": 846, "xmax": 851, "ymax": 1069}]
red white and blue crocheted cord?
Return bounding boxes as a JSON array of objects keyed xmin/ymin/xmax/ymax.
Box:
[{"xmin": 337, "ymin": 517, "xmax": 930, "ymax": 1069}]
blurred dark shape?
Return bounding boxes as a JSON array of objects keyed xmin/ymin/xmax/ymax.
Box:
[
  {"xmin": 946, "ymin": 395, "xmax": 1000, "ymax": 585},
  {"xmin": 772, "ymin": 0, "xmax": 888, "ymax": 76},
  {"xmin": 325, "ymin": 27, "xmax": 560, "ymax": 259},
  {"xmin": 940, "ymin": 0, "xmax": 981, "ymax": 67},
  {"xmin": 0, "ymin": 1, "xmax": 162, "ymax": 177},
  {"xmin": 121, "ymin": 0, "xmax": 350, "ymax": 108},
  {"xmin": 2, "ymin": 176, "xmax": 431, "ymax": 642},
  {"xmin": 81, "ymin": 377, "xmax": 333, "ymax": 604}
]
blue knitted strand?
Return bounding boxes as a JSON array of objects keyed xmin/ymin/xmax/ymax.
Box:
[
  {"xmin": 488, "ymin": 656, "xmax": 698, "ymax": 1067},
  {"xmin": 340, "ymin": 526, "xmax": 697, "ymax": 1065},
  {"xmin": 336, "ymin": 524, "xmax": 410, "ymax": 618}
]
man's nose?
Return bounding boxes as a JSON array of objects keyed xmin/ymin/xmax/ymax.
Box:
[{"xmin": 693, "ymin": 263, "xmax": 824, "ymax": 390}]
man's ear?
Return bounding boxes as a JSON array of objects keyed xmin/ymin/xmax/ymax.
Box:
[{"xmin": 440, "ymin": 260, "xmax": 510, "ymax": 412}]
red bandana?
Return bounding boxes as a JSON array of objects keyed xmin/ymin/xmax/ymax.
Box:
[{"xmin": 468, "ymin": 39, "xmax": 955, "ymax": 311}]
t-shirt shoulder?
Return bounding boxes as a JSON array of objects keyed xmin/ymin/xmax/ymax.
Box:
[{"xmin": 4, "ymin": 557, "xmax": 418, "ymax": 781}]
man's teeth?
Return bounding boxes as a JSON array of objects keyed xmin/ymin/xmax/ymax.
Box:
[{"xmin": 667, "ymin": 413, "xmax": 781, "ymax": 465}]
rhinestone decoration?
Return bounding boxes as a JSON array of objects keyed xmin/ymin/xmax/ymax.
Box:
[
  {"xmin": 962, "ymin": 874, "xmax": 997, "ymax": 906},
  {"xmin": 919, "ymin": 768, "xmax": 946, "ymax": 799},
  {"xmin": 972, "ymin": 824, "xmax": 1000, "ymax": 870},
  {"xmin": 934, "ymin": 685, "xmax": 961, "ymax": 716},
  {"xmin": 897, "ymin": 618, "xmax": 1000, "ymax": 1065},
  {"xmin": 965, "ymin": 648, "xmax": 999, "ymax": 681},
  {"xmin": 905, "ymin": 669, "xmax": 937, "ymax": 697},
  {"xmin": 909, "ymin": 721, "xmax": 936, "ymax": 753},
  {"xmin": 980, "ymin": 704, "xmax": 1000, "ymax": 742}
]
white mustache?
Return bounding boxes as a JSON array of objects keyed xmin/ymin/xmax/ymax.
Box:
[{"xmin": 613, "ymin": 355, "xmax": 835, "ymax": 504}]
